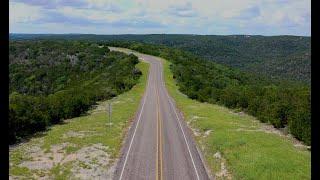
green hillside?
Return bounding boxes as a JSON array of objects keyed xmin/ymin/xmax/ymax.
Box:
[
  {"xmin": 137, "ymin": 35, "xmax": 310, "ymax": 84},
  {"xmin": 10, "ymin": 34, "xmax": 311, "ymax": 84},
  {"xmin": 9, "ymin": 40, "xmax": 142, "ymax": 144}
]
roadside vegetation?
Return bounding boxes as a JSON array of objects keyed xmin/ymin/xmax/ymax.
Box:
[
  {"xmin": 161, "ymin": 57, "xmax": 311, "ymax": 179},
  {"xmin": 9, "ymin": 62, "xmax": 149, "ymax": 179},
  {"xmin": 9, "ymin": 40, "xmax": 142, "ymax": 144},
  {"xmin": 110, "ymin": 47, "xmax": 310, "ymax": 179},
  {"xmin": 106, "ymin": 42, "xmax": 311, "ymax": 146}
]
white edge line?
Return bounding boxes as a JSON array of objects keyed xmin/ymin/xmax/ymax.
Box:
[
  {"xmin": 159, "ymin": 62, "xmax": 201, "ymax": 180},
  {"xmin": 117, "ymin": 50, "xmax": 200, "ymax": 180},
  {"xmin": 119, "ymin": 57, "xmax": 150, "ymax": 180}
]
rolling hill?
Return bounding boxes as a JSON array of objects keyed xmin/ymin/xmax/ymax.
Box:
[{"xmin": 10, "ymin": 34, "xmax": 311, "ymax": 84}]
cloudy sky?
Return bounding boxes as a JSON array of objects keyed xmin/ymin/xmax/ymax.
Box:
[{"xmin": 10, "ymin": 0, "xmax": 311, "ymax": 36}]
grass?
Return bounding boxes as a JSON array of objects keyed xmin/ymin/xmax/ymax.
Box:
[
  {"xmin": 9, "ymin": 61, "xmax": 149, "ymax": 179},
  {"xmin": 160, "ymin": 58, "xmax": 311, "ymax": 179},
  {"xmin": 9, "ymin": 47, "xmax": 311, "ymax": 179},
  {"xmin": 104, "ymin": 47, "xmax": 311, "ymax": 179},
  {"xmin": 109, "ymin": 47, "xmax": 311, "ymax": 179}
]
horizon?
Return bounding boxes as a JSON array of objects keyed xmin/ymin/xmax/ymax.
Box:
[
  {"xmin": 10, "ymin": 0, "xmax": 310, "ymax": 36},
  {"xmin": 9, "ymin": 33, "xmax": 311, "ymax": 37}
]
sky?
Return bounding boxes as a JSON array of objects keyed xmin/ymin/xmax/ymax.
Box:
[{"xmin": 9, "ymin": 0, "xmax": 311, "ymax": 36}]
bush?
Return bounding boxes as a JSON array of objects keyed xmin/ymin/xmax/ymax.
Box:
[
  {"xmin": 288, "ymin": 108, "xmax": 311, "ymax": 145},
  {"xmin": 220, "ymin": 86, "xmax": 240, "ymax": 108},
  {"xmin": 9, "ymin": 93, "xmax": 50, "ymax": 142},
  {"xmin": 288, "ymin": 91, "xmax": 311, "ymax": 145}
]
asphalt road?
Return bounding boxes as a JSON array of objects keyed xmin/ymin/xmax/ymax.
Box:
[{"xmin": 110, "ymin": 47, "xmax": 211, "ymax": 180}]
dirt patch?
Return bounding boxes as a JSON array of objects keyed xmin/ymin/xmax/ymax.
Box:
[
  {"xmin": 187, "ymin": 115, "xmax": 206, "ymax": 125},
  {"xmin": 19, "ymin": 142, "xmax": 76, "ymax": 171},
  {"xmin": 260, "ymin": 124, "xmax": 284, "ymax": 136},
  {"xmin": 287, "ymin": 134, "xmax": 311, "ymax": 150},
  {"xmin": 203, "ymin": 130, "xmax": 213, "ymax": 138},
  {"xmin": 14, "ymin": 142, "xmax": 114, "ymax": 179},
  {"xmin": 71, "ymin": 143, "xmax": 113, "ymax": 179},
  {"xmin": 235, "ymin": 128, "xmax": 262, "ymax": 132},
  {"xmin": 63, "ymin": 131, "xmax": 89, "ymax": 138},
  {"xmin": 213, "ymin": 152, "xmax": 222, "ymax": 159},
  {"xmin": 62, "ymin": 130, "xmax": 101, "ymax": 139},
  {"xmin": 112, "ymin": 100, "xmax": 122, "ymax": 104},
  {"xmin": 90, "ymin": 102, "xmax": 108, "ymax": 114},
  {"xmin": 9, "ymin": 175, "xmax": 30, "ymax": 180},
  {"xmin": 186, "ymin": 116, "xmax": 203, "ymax": 137},
  {"xmin": 189, "ymin": 127, "xmax": 201, "ymax": 137},
  {"xmin": 15, "ymin": 142, "xmax": 76, "ymax": 179},
  {"xmin": 229, "ymin": 111, "xmax": 245, "ymax": 116},
  {"xmin": 216, "ymin": 161, "xmax": 231, "ymax": 179},
  {"xmin": 187, "ymin": 116, "xmax": 212, "ymax": 138},
  {"xmin": 190, "ymin": 115, "xmax": 206, "ymax": 121},
  {"xmin": 213, "ymin": 151, "xmax": 232, "ymax": 179},
  {"xmin": 90, "ymin": 98, "xmax": 122, "ymax": 115}
]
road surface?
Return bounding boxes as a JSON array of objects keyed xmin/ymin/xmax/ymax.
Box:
[{"xmin": 110, "ymin": 47, "xmax": 211, "ymax": 180}]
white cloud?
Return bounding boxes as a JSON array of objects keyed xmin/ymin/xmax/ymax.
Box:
[
  {"xmin": 253, "ymin": 0, "xmax": 310, "ymax": 27},
  {"xmin": 9, "ymin": 0, "xmax": 311, "ymax": 35},
  {"xmin": 84, "ymin": 0, "xmax": 123, "ymax": 12},
  {"xmin": 10, "ymin": 2, "xmax": 43, "ymax": 24}
]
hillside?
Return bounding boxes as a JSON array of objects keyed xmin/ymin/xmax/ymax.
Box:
[
  {"xmin": 10, "ymin": 34, "xmax": 311, "ymax": 84},
  {"xmin": 8, "ymin": 38, "xmax": 310, "ymax": 145},
  {"xmin": 9, "ymin": 62, "xmax": 149, "ymax": 179},
  {"xmin": 157, "ymin": 50, "xmax": 310, "ymax": 179},
  {"xmin": 9, "ymin": 40, "xmax": 142, "ymax": 144},
  {"xmin": 107, "ymin": 42, "xmax": 310, "ymax": 145}
]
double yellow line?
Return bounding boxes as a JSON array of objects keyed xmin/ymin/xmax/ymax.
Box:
[{"xmin": 156, "ymin": 84, "xmax": 163, "ymax": 180}]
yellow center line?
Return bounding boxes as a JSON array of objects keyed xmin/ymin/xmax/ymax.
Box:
[
  {"xmin": 156, "ymin": 85, "xmax": 159, "ymax": 180},
  {"xmin": 156, "ymin": 81, "xmax": 163, "ymax": 180},
  {"xmin": 158, "ymin": 87, "xmax": 163, "ymax": 180}
]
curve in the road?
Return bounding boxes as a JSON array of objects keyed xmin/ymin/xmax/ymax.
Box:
[{"xmin": 111, "ymin": 47, "xmax": 211, "ymax": 180}]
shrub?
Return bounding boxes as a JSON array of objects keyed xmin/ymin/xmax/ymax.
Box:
[
  {"xmin": 9, "ymin": 93, "xmax": 50, "ymax": 142},
  {"xmin": 288, "ymin": 107, "xmax": 311, "ymax": 145}
]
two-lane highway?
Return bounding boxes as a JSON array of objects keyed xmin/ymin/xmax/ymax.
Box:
[{"xmin": 110, "ymin": 47, "xmax": 210, "ymax": 180}]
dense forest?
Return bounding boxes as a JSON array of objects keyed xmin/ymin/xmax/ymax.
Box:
[
  {"xmin": 10, "ymin": 34, "xmax": 311, "ymax": 84},
  {"xmin": 9, "ymin": 40, "xmax": 142, "ymax": 144},
  {"xmin": 106, "ymin": 41, "xmax": 311, "ymax": 145},
  {"xmin": 8, "ymin": 36, "xmax": 311, "ymax": 146}
]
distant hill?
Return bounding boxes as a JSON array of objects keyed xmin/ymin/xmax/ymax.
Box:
[{"xmin": 10, "ymin": 34, "xmax": 311, "ymax": 84}]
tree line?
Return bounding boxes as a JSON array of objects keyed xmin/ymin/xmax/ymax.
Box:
[
  {"xmin": 9, "ymin": 40, "xmax": 142, "ymax": 144},
  {"xmin": 10, "ymin": 34, "xmax": 310, "ymax": 84}
]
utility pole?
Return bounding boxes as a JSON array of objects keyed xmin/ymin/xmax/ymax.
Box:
[{"xmin": 107, "ymin": 102, "xmax": 112, "ymax": 131}]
